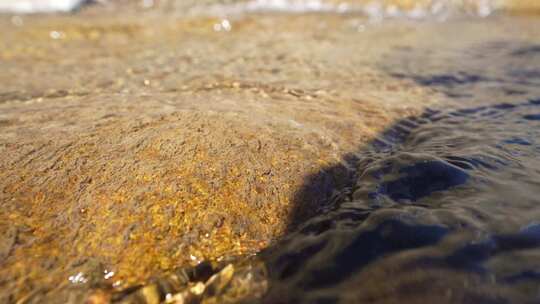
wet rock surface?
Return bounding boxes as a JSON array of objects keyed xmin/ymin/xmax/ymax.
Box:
[
  {"xmin": 0, "ymin": 9, "xmax": 432, "ymax": 303},
  {"xmin": 2, "ymin": 2, "xmax": 540, "ymax": 303}
]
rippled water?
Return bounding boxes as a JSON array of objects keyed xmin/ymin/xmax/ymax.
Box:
[
  {"xmin": 258, "ymin": 37, "xmax": 540, "ymax": 303},
  {"xmin": 2, "ymin": 1, "xmax": 540, "ymax": 303}
]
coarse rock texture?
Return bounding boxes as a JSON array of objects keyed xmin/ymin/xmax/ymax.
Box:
[{"xmin": 0, "ymin": 10, "xmax": 440, "ymax": 303}]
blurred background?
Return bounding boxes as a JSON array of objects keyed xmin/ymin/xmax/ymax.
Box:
[{"xmin": 1, "ymin": 0, "xmax": 539, "ymax": 16}]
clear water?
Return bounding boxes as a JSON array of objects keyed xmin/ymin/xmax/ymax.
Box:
[
  {"xmin": 2, "ymin": 1, "xmax": 540, "ymax": 303},
  {"xmin": 259, "ymin": 31, "xmax": 540, "ymax": 303}
]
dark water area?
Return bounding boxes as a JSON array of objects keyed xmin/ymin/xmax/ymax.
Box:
[{"xmin": 258, "ymin": 40, "xmax": 540, "ymax": 303}]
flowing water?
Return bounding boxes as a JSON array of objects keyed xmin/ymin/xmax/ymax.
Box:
[
  {"xmin": 1, "ymin": 1, "xmax": 540, "ymax": 303},
  {"xmin": 261, "ymin": 41, "xmax": 540, "ymax": 303},
  {"xmin": 238, "ymin": 4, "xmax": 540, "ymax": 303}
]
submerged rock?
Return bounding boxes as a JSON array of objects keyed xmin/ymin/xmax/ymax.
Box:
[{"xmin": 0, "ymin": 8, "xmax": 434, "ymax": 302}]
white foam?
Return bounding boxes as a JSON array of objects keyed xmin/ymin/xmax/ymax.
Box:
[
  {"xmin": 0, "ymin": 0, "xmax": 499, "ymax": 18},
  {"xmin": 0, "ymin": 0, "xmax": 86, "ymax": 13},
  {"xmin": 243, "ymin": 0, "xmax": 332, "ymax": 12},
  {"xmin": 198, "ymin": 0, "xmax": 499, "ymax": 20},
  {"xmin": 197, "ymin": 0, "xmax": 335, "ymax": 16}
]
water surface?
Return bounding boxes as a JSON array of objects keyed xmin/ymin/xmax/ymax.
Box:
[{"xmin": 1, "ymin": 1, "xmax": 540, "ymax": 303}]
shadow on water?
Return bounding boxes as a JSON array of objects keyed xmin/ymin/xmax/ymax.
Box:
[
  {"xmin": 59, "ymin": 39, "xmax": 540, "ymax": 304},
  {"xmin": 259, "ymin": 98, "xmax": 540, "ymax": 304},
  {"xmin": 258, "ymin": 42, "xmax": 540, "ymax": 303},
  {"xmin": 113, "ymin": 40, "xmax": 540, "ymax": 304}
]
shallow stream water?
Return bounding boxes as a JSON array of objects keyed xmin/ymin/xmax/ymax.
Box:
[
  {"xmin": 1, "ymin": 1, "xmax": 540, "ymax": 303},
  {"xmin": 260, "ymin": 37, "xmax": 540, "ymax": 303}
]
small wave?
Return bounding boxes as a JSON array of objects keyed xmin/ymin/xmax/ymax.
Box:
[
  {"xmin": 0, "ymin": 0, "xmax": 528, "ymax": 19},
  {"xmin": 199, "ymin": 0, "xmax": 500, "ymax": 20}
]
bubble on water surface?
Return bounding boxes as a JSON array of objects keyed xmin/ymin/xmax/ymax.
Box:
[
  {"xmin": 49, "ymin": 30, "xmax": 66, "ymax": 40},
  {"xmin": 213, "ymin": 19, "xmax": 232, "ymax": 32},
  {"xmin": 68, "ymin": 272, "xmax": 87, "ymax": 284}
]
